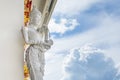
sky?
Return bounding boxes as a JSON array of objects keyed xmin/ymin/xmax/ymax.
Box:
[{"xmin": 44, "ymin": 0, "xmax": 120, "ymax": 80}]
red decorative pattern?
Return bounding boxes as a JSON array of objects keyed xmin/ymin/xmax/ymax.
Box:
[{"xmin": 24, "ymin": 0, "xmax": 32, "ymax": 80}]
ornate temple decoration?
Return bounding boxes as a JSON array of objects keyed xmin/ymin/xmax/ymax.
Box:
[
  {"xmin": 24, "ymin": 0, "xmax": 32, "ymax": 26},
  {"xmin": 24, "ymin": 0, "xmax": 32, "ymax": 80},
  {"xmin": 23, "ymin": 0, "xmax": 57, "ymax": 80},
  {"xmin": 23, "ymin": 6, "xmax": 53, "ymax": 80}
]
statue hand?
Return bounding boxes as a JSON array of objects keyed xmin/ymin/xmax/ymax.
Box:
[
  {"xmin": 45, "ymin": 39, "xmax": 53, "ymax": 46},
  {"xmin": 41, "ymin": 39, "xmax": 53, "ymax": 50}
]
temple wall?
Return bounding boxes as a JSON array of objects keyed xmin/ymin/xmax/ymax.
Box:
[{"xmin": 0, "ymin": 0, "xmax": 24, "ymax": 80}]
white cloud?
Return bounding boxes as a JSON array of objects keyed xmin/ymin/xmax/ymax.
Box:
[
  {"xmin": 48, "ymin": 13, "xmax": 120, "ymax": 63},
  {"xmin": 54, "ymin": 0, "xmax": 103, "ymax": 16},
  {"xmin": 45, "ymin": 0, "xmax": 120, "ymax": 78},
  {"xmin": 45, "ymin": 14, "xmax": 120, "ymax": 80},
  {"xmin": 48, "ymin": 18, "xmax": 79, "ymax": 34},
  {"xmin": 44, "ymin": 52, "xmax": 63, "ymax": 80},
  {"xmin": 61, "ymin": 44, "xmax": 120, "ymax": 80}
]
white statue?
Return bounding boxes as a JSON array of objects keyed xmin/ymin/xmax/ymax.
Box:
[{"xmin": 21, "ymin": 6, "xmax": 53, "ymax": 80}]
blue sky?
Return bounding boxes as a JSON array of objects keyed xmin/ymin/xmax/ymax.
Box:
[{"xmin": 44, "ymin": 0, "xmax": 120, "ymax": 80}]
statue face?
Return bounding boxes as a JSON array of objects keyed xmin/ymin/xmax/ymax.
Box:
[{"xmin": 30, "ymin": 15, "xmax": 41, "ymax": 26}]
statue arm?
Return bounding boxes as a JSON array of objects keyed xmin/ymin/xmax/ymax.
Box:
[
  {"xmin": 43, "ymin": 24, "xmax": 49, "ymax": 41},
  {"xmin": 21, "ymin": 27, "xmax": 40, "ymax": 45},
  {"xmin": 37, "ymin": 24, "xmax": 49, "ymax": 42}
]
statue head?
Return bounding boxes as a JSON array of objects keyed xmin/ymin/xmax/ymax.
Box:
[{"xmin": 29, "ymin": 6, "xmax": 42, "ymax": 26}]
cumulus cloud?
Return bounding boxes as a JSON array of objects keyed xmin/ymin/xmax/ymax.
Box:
[
  {"xmin": 61, "ymin": 44, "xmax": 120, "ymax": 80},
  {"xmin": 45, "ymin": 0, "xmax": 120, "ymax": 80},
  {"xmin": 48, "ymin": 18, "xmax": 79, "ymax": 34},
  {"xmin": 48, "ymin": 13, "xmax": 120, "ymax": 63},
  {"xmin": 45, "ymin": 14, "xmax": 120, "ymax": 80}
]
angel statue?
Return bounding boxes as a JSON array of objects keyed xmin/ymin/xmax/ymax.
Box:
[{"xmin": 21, "ymin": 6, "xmax": 53, "ymax": 80}]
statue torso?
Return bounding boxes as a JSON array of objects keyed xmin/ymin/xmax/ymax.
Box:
[{"xmin": 27, "ymin": 26, "xmax": 43, "ymax": 42}]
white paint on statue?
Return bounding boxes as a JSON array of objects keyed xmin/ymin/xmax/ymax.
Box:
[{"xmin": 21, "ymin": 6, "xmax": 53, "ymax": 80}]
